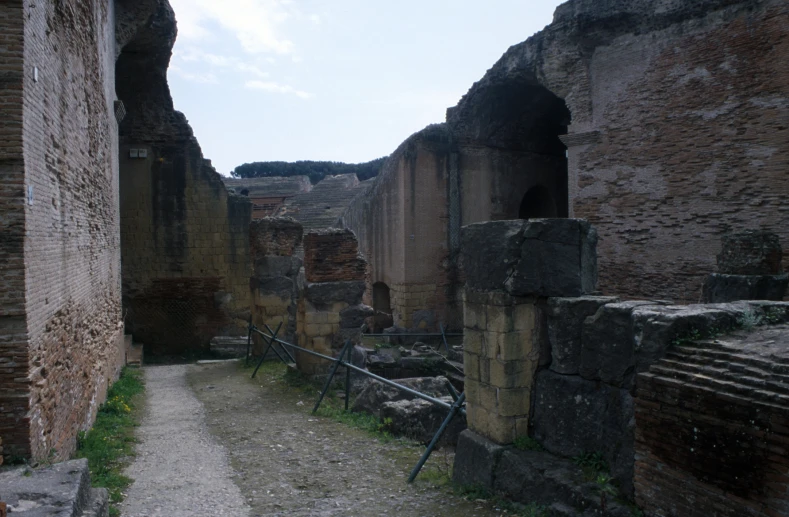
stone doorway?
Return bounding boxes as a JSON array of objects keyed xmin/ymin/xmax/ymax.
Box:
[
  {"xmin": 518, "ymin": 184, "xmax": 558, "ymax": 219},
  {"xmin": 372, "ymin": 282, "xmax": 393, "ymax": 332}
]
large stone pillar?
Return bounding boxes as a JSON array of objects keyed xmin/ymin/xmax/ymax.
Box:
[{"xmin": 461, "ymin": 219, "xmax": 598, "ymax": 444}]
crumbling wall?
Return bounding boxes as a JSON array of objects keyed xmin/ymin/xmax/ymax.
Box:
[
  {"xmin": 249, "ymin": 217, "xmax": 302, "ymax": 350},
  {"xmin": 447, "ymin": 0, "xmax": 789, "ymax": 302},
  {"xmin": 296, "ymin": 229, "xmax": 372, "ymax": 375},
  {"xmin": 116, "ymin": 0, "xmax": 252, "ymax": 354},
  {"xmin": 342, "ymin": 125, "xmax": 461, "ymax": 330},
  {"xmin": 0, "ymin": 0, "xmax": 126, "ymax": 462}
]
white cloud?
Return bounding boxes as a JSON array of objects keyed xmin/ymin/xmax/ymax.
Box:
[
  {"xmin": 170, "ymin": 65, "xmax": 219, "ymax": 84},
  {"xmin": 169, "ymin": 0, "xmax": 296, "ymax": 55},
  {"xmin": 245, "ymin": 80, "xmax": 313, "ymax": 99}
]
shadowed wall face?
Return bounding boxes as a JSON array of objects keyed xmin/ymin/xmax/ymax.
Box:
[{"xmin": 116, "ymin": 1, "xmax": 251, "ymax": 354}]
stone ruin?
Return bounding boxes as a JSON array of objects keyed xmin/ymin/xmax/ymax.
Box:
[{"xmin": 1, "ymin": 0, "xmax": 789, "ymax": 516}]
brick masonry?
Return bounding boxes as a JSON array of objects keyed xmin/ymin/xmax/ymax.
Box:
[
  {"xmin": 303, "ymin": 229, "xmax": 366, "ymax": 283},
  {"xmin": 0, "ymin": 0, "xmax": 126, "ymax": 462}
]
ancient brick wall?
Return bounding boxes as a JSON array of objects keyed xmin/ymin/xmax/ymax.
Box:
[
  {"xmin": 0, "ymin": 0, "xmax": 31, "ymax": 462},
  {"xmin": 6, "ymin": 0, "xmax": 125, "ymax": 462},
  {"xmin": 116, "ymin": 1, "xmax": 252, "ymax": 354},
  {"xmin": 303, "ymin": 229, "xmax": 366, "ymax": 283},
  {"xmin": 446, "ymin": 0, "xmax": 789, "ymax": 303},
  {"xmin": 634, "ymin": 320, "xmax": 789, "ymax": 516}
]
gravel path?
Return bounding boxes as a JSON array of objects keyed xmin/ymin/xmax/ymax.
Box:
[
  {"xmin": 187, "ymin": 361, "xmax": 509, "ymax": 517},
  {"xmin": 120, "ymin": 365, "xmax": 251, "ymax": 517}
]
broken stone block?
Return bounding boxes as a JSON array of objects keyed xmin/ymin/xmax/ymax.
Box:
[
  {"xmin": 339, "ymin": 304, "xmax": 374, "ymax": 328},
  {"xmin": 531, "ymin": 370, "xmax": 635, "ymax": 496},
  {"xmin": 253, "ymin": 255, "xmax": 302, "ymax": 278},
  {"xmin": 547, "ymin": 296, "xmax": 618, "ymax": 375},
  {"xmin": 351, "ymin": 376, "xmax": 453, "ymax": 419},
  {"xmin": 578, "ymin": 301, "xmax": 654, "ymax": 386},
  {"xmin": 380, "ymin": 397, "xmax": 466, "ymax": 445},
  {"xmin": 494, "ymin": 448, "xmax": 632, "ymax": 517},
  {"xmin": 508, "ymin": 219, "xmax": 598, "ymax": 298},
  {"xmin": 702, "ymin": 273, "xmax": 788, "ymax": 303},
  {"xmin": 717, "ymin": 231, "xmax": 783, "ymax": 275},
  {"xmin": 461, "ymin": 219, "xmax": 598, "ymax": 297},
  {"xmin": 304, "ymin": 281, "xmax": 365, "ymax": 306},
  {"xmin": 452, "ymin": 429, "xmax": 506, "ymax": 490}
]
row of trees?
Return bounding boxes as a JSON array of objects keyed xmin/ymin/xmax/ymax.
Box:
[{"xmin": 230, "ymin": 157, "xmax": 388, "ymax": 184}]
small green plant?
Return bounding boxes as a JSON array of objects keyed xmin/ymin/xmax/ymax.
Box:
[
  {"xmin": 739, "ymin": 309, "xmax": 763, "ymax": 331},
  {"xmin": 513, "ymin": 435, "xmax": 544, "ymax": 452},
  {"xmin": 595, "ymin": 473, "xmax": 618, "ymax": 512},
  {"xmin": 75, "ymin": 367, "xmax": 144, "ymax": 517},
  {"xmin": 573, "ymin": 451, "xmax": 609, "ymax": 473}
]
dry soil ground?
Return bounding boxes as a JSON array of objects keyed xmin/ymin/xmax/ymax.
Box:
[{"xmin": 122, "ymin": 360, "xmax": 516, "ymax": 517}]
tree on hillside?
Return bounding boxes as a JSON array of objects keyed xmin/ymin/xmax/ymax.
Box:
[{"xmin": 230, "ymin": 157, "xmax": 387, "ymax": 184}]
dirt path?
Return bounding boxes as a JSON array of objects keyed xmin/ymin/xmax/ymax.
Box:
[
  {"xmin": 187, "ymin": 360, "xmax": 509, "ymax": 517},
  {"xmin": 120, "ymin": 365, "xmax": 251, "ymax": 517}
]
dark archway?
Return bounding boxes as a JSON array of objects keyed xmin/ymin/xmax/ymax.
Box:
[
  {"xmin": 372, "ymin": 282, "xmax": 393, "ymax": 332},
  {"xmin": 519, "ymin": 184, "xmax": 557, "ymax": 219}
]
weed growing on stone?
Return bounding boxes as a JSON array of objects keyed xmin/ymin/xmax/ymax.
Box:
[
  {"xmin": 513, "ymin": 435, "xmax": 544, "ymax": 452},
  {"xmin": 75, "ymin": 367, "xmax": 144, "ymax": 517}
]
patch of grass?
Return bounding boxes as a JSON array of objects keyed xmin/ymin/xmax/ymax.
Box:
[
  {"xmin": 573, "ymin": 451, "xmax": 609, "ymax": 482},
  {"xmin": 75, "ymin": 367, "xmax": 144, "ymax": 517},
  {"xmin": 513, "ymin": 435, "xmax": 544, "ymax": 452},
  {"xmin": 454, "ymin": 485, "xmax": 548, "ymax": 516}
]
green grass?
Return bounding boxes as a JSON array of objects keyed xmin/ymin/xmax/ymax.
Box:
[
  {"xmin": 454, "ymin": 484, "xmax": 548, "ymax": 516},
  {"xmin": 75, "ymin": 367, "xmax": 144, "ymax": 517},
  {"xmin": 513, "ymin": 435, "xmax": 544, "ymax": 452}
]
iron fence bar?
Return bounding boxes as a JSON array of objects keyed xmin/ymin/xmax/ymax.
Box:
[
  {"xmin": 251, "ymin": 322, "xmax": 283, "ymax": 379},
  {"xmin": 313, "ymin": 340, "xmax": 353, "ymax": 414},
  {"xmin": 245, "ymin": 316, "xmax": 253, "ymax": 362},
  {"xmin": 439, "ymin": 323, "xmax": 450, "ymax": 354},
  {"xmin": 360, "ymin": 333, "xmax": 463, "ymax": 337},
  {"xmin": 344, "ymin": 344, "xmax": 352, "ymax": 411},
  {"xmin": 252, "ymin": 327, "xmax": 337, "ymax": 363},
  {"xmin": 265, "ymin": 322, "xmax": 296, "ymax": 363},
  {"xmin": 445, "ymin": 381, "xmax": 460, "ymax": 402},
  {"xmin": 407, "ymin": 392, "xmax": 466, "ymax": 483},
  {"xmin": 252, "ymin": 324, "xmax": 466, "ymax": 415}
]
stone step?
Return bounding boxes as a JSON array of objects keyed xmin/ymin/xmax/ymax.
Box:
[
  {"xmin": 656, "ymin": 358, "xmax": 789, "ymax": 396},
  {"xmin": 0, "ymin": 458, "xmax": 107, "ymax": 516},
  {"xmin": 668, "ymin": 345, "xmax": 789, "ymax": 375},
  {"xmin": 647, "ymin": 366, "xmax": 789, "ymax": 407}
]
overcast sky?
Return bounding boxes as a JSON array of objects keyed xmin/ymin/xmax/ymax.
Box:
[{"xmin": 166, "ymin": 0, "xmax": 567, "ymax": 175}]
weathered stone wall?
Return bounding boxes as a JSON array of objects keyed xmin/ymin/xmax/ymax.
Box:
[
  {"xmin": 250, "ymin": 217, "xmax": 302, "ymax": 349},
  {"xmin": 449, "ymin": 0, "xmax": 789, "ymax": 302},
  {"xmin": 296, "ymin": 230, "xmax": 371, "ymax": 375},
  {"xmin": 342, "ymin": 125, "xmax": 461, "ymax": 330},
  {"xmin": 116, "ymin": 0, "xmax": 252, "ymax": 354},
  {"xmin": 0, "ymin": 0, "xmax": 126, "ymax": 462}
]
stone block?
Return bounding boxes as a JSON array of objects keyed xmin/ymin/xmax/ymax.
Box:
[
  {"xmin": 253, "ymin": 256, "xmax": 301, "ymax": 278},
  {"xmin": 579, "ymin": 301, "xmax": 653, "ymax": 386},
  {"xmin": 489, "ymin": 358, "xmax": 537, "ymax": 389},
  {"xmin": 461, "ymin": 220, "xmax": 529, "ymax": 292},
  {"xmin": 494, "ymin": 331, "xmax": 534, "ymax": 362},
  {"xmin": 464, "ymin": 352, "xmax": 481, "ymax": 381},
  {"xmin": 463, "ymin": 329, "xmax": 486, "ymax": 356},
  {"xmin": 452, "ymin": 430, "xmax": 506, "ymax": 490},
  {"xmin": 532, "ymin": 370, "xmax": 635, "ymax": 496},
  {"xmin": 380, "ymin": 398, "xmax": 466, "ymax": 445},
  {"xmin": 487, "ymin": 411, "xmax": 517, "ymax": 444},
  {"xmin": 702, "ymin": 273, "xmax": 788, "ymax": 303},
  {"xmin": 461, "ymin": 219, "xmax": 598, "ymax": 297},
  {"xmin": 339, "ymin": 304, "xmax": 374, "ymax": 328},
  {"xmin": 464, "ymin": 301, "xmax": 487, "ymax": 330},
  {"xmin": 352, "ymin": 376, "xmax": 452, "ymax": 419},
  {"xmin": 548, "ymin": 296, "xmax": 619, "ymax": 375},
  {"xmin": 513, "ymin": 303, "xmax": 538, "ymax": 332},
  {"xmin": 486, "ymin": 305, "xmax": 514, "ymax": 333},
  {"xmin": 497, "ymin": 387, "xmax": 531, "ymax": 417},
  {"xmin": 304, "ymin": 281, "xmax": 365, "ymax": 306},
  {"xmin": 464, "ymin": 378, "xmax": 480, "ymax": 406},
  {"xmin": 717, "ymin": 231, "xmax": 783, "ymax": 275}
]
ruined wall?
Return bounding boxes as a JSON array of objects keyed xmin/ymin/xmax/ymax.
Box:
[
  {"xmin": 343, "ymin": 125, "xmax": 460, "ymax": 330},
  {"xmin": 448, "ymin": 0, "xmax": 789, "ymax": 302},
  {"xmin": 0, "ymin": 0, "xmax": 31, "ymax": 462},
  {"xmin": 0, "ymin": 0, "xmax": 126, "ymax": 462},
  {"xmin": 116, "ymin": 0, "xmax": 252, "ymax": 354},
  {"xmin": 250, "ymin": 217, "xmax": 302, "ymax": 349}
]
